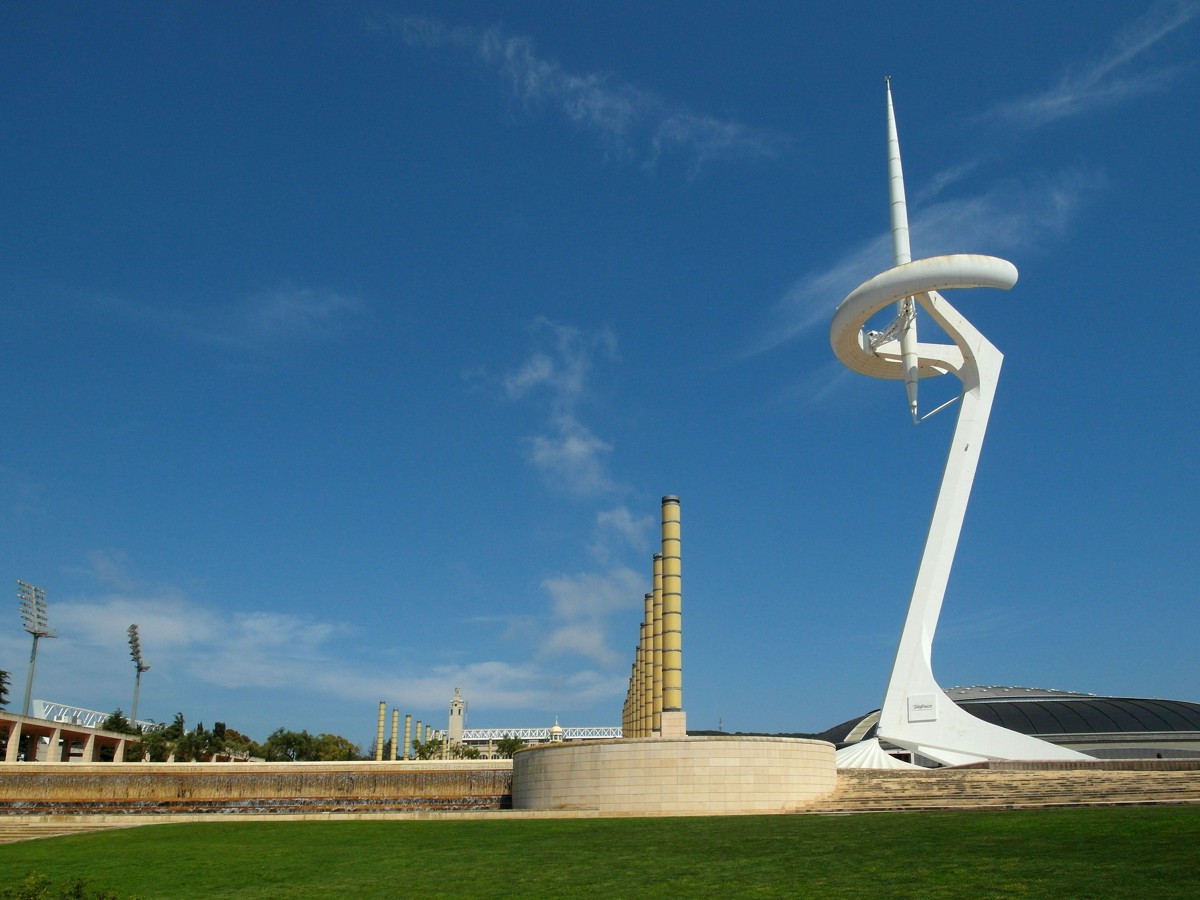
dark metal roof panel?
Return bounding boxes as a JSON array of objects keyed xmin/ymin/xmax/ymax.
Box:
[{"xmin": 824, "ymin": 694, "xmax": 1200, "ymax": 743}]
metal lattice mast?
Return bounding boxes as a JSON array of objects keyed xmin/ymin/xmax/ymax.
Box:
[
  {"xmin": 17, "ymin": 581, "xmax": 55, "ymax": 717},
  {"xmin": 127, "ymin": 624, "xmax": 151, "ymax": 724}
]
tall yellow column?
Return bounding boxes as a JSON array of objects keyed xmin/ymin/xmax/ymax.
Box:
[
  {"xmin": 390, "ymin": 709, "xmax": 400, "ymax": 761},
  {"xmin": 403, "ymin": 714, "xmax": 412, "ymax": 761},
  {"xmin": 634, "ymin": 641, "xmax": 644, "ymax": 737},
  {"xmin": 660, "ymin": 495, "xmax": 686, "ymax": 736},
  {"xmin": 652, "ymin": 552, "xmax": 664, "ymax": 736},
  {"xmin": 375, "ymin": 701, "xmax": 386, "ymax": 761},
  {"xmin": 640, "ymin": 592, "xmax": 654, "ymax": 736},
  {"xmin": 626, "ymin": 661, "xmax": 637, "ymax": 736}
]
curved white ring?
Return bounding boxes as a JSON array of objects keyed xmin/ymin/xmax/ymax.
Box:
[{"xmin": 831, "ymin": 254, "xmax": 1017, "ymax": 379}]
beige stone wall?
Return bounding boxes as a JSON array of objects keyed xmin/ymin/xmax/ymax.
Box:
[
  {"xmin": 0, "ymin": 760, "xmax": 512, "ymax": 803},
  {"xmin": 512, "ymin": 737, "xmax": 836, "ymax": 815}
]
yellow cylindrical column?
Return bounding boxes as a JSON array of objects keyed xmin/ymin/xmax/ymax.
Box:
[
  {"xmin": 375, "ymin": 701, "xmax": 386, "ymax": 762},
  {"xmin": 414, "ymin": 720, "xmax": 423, "ymax": 755},
  {"xmin": 390, "ymin": 709, "xmax": 400, "ymax": 761},
  {"xmin": 626, "ymin": 662, "xmax": 636, "ymax": 736},
  {"xmin": 634, "ymin": 641, "xmax": 644, "ymax": 738},
  {"xmin": 640, "ymin": 592, "xmax": 654, "ymax": 736},
  {"xmin": 652, "ymin": 552, "xmax": 664, "ymax": 735},
  {"xmin": 403, "ymin": 714, "xmax": 412, "ymax": 761},
  {"xmin": 660, "ymin": 495, "xmax": 686, "ymax": 735}
]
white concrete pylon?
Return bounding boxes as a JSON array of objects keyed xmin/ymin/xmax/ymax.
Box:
[{"xmin": 830, "ymin": 80, "xmax": 1089, "ymax": 766}]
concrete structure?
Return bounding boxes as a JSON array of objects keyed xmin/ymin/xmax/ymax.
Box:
[
  {"xmin": 516, "ymin": 494, "xmax": 837, "ymax": 813},
  {"xmin": 0, "ymin": 760, "xmax": 513, "ymax": 814},
  {"xmin": 374, "ymin": 701, "xmax": 386, "ymax": 761},
  {"xmin": 659, "ymin": 496, "xmax": 686, "ymax": 737},
  {"xmin": 623, "ymin": 496, "xmax": 686, "ymax": 739},
  {"xmin": 1, "ymin": 711, "xmax": 135, "ymax": 763},
  {"xmin": 830, "ymin": 80, "xmax": 1088, "ymax": 767},
  {"xmin": 825, "ymin": 687, "xmax": 1200, "ymax": 763},
  {"xmin": 29, "ymin": 701, "xmax": 156, "ymax": 733},
  {"xmin": 459, "ymin": 725, "xmax": 622, "ymax": 758},
  {"xmin": 448, "ymin": 687, "xmax": 466, "ymax": 747},
  {"xmin": 512, "ymin": 737, "xmax": 835, "ymax": 815}
]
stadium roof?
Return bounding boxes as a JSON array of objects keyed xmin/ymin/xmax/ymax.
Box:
[{"xmin": 820, "ymin": 687, "xmax": 1200, "ymax": 747}]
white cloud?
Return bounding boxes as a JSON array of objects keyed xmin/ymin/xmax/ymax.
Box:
[
  {"xmin": 749, "ymin": 168, "xmax": 1099, "ymax": 356},
  {"xmin": 754, "ymin": 5, "xmax": 1191, "ymax": 360},
  {"xmin": 387, "ymin": 16, "xmax": 781, "ymax": 173},
  {"xmin": 527, "ymin": 419, "xmax": 618, "ymax": 497},
  {"xmin": 16, "ymin": 551, "xmax": 631, "ymax": 733},
  {"xmin": 542, "ymin": 567, "xmax": 643, "ymax": 621},
  {"xmin": 984, "ymin": 0, "xmax": 1199, "ymax": 129},
  {"xmin": 103, "ymin": 285, "xmax": 364, "ymax": 353},
  {"xmin": 191, "ymin": 286, "xmax": 364, "ymax": 350},
  {"xmin": 596, "ymin": 506, "xmax": 656, "ymax": 552},
  {"xmin": 506, "ymin": 319, "xmax": 624, "ymax": 496},
  {"xmin": 503, "ymin": 318, "xmax": 616, "ymax": 410},
  {"xmin": 540, "ymin": 566, "xmax": 645, "ymax": 666}
]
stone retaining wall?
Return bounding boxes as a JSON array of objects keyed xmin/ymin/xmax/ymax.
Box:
[{"xmin": 0, "ymin": 761, "xmax": 513, "ymax": 814}]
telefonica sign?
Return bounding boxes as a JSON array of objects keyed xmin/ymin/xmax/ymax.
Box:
[{"xmin": 907, "ymin": 695, "xmax": 937, "ymax": 723}]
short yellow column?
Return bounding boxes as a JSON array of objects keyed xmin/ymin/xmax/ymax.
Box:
[{"xmin": 375, "ymin": 701, "xmax": 386, "ymax": 761}]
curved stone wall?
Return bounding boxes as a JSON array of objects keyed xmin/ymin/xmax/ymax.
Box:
[{"xmin": 512, "ymin": 736, "xmax": 835, "ymax": 815}]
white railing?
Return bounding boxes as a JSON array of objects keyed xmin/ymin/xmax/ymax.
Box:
[{"xmin": 461, "ymin": 726, "xmax": 621, "ymax": 742}]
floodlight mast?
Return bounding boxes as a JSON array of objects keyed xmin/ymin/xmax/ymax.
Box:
[
  {"xmin": 128, "ymin": 624, "xmax": 150, "ymax": 725},
  {"xmin": 17, "ymin": 581, "xmax": 55, "ymax": 717}
]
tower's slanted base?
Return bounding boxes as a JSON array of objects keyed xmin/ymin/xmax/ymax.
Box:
[{"xmin": 512, "ymin": 736, "xmax": 836, "ymax": 815}]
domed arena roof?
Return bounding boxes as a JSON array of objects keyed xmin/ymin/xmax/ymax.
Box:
[{"xmin": 820, "ymin": 687, "xmax": 1200, "ymax": 761}]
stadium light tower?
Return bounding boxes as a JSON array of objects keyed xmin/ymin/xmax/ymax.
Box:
[
  {"xmin": 17, "ymin": 581, "xmax": 55, "ymax": 717},
  {"xmin": 127, "ymin": 624, "xmax": 150, "ymax": 725}
]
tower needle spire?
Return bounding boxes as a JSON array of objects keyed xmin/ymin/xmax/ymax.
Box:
[{"xmin": 886, "ymin": 77, "xmax": 920, "ymax": 423}]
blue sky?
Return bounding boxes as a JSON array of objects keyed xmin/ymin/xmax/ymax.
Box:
[{"xmin": 2, "ymin": 2, "xmax": 1197, "ymax": 748}]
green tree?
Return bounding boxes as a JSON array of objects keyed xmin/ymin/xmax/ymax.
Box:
[
  {"xmin": 263, "ymin": 728, "xmax": 317, "ymax": 762},
  {"xmin": 133, "ymin": 728, "xmax": 171, "ymax": 762},
  {"xmin": 0, "ymin": 670, "xmax": 9, "ymax": 710},
  {"xmin": 412, "ymin": 736, "xmax": 444, "ymax": 760},
  {"xmin": 313, "ymin": 733, "xmax": 362, "ymax": 761},
  {"xmin": 162, "ymin": 712, "xmax": 186, "ymax": 742},
  {"xmin": 100, "ymin": 710, "xmax": 138, "ymax": 735},
  {"xmin": 496, "ymin": 735, "xmax": 526, "ymax": 758},
  {"xmin": 171, "ymin": 722, "xmax": 206, "ymax": 762}
]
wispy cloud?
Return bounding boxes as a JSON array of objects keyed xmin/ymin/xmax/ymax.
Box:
[
  {"xmin": 748, "ymin": 168, "xmax": 1099, "ymax": 357},
  {"xmin": 984, "ymin": 0, "xmax": 1199, "ymax": 128},
  {"xmin": 104, "ymin": 285, "xmax": 365, "ymax": 353},
  {"xmin": 540, "ymin": 566, "xmax": 645, "ymax": 666},
  {"xmin": 751, "ymin": 4, "xmax": 1190, "ymax": 361},
  {"xmin": 502, "ymin": 324, "xmax": 658, "ymax": 670},
  {"xmin": 383, "ymin": 15, "xmax": 782, "ymax": 173},
  {"xmin": 11, "ymin": 551, "xmax": 630, "ymax": 735},
  {"xmin": 505, "ymin": 318, "xmax": 623, "ymax": 496},
  {"xmin": 591, "ymin": 505, "xmax": 656, "ymax": 563}
]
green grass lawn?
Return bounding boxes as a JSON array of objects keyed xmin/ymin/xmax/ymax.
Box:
[{"xmin": 2, "ymin": 807, "xmax": 1199, "ymax": 898}]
